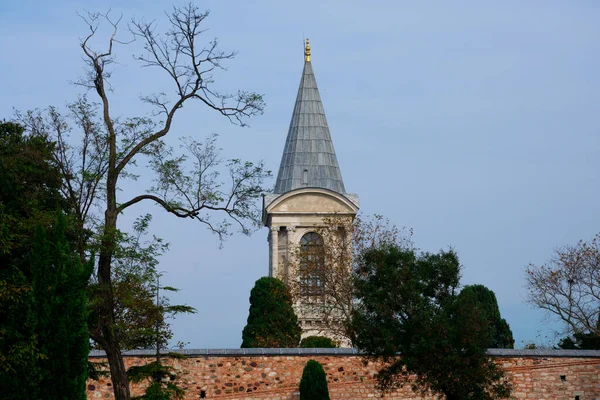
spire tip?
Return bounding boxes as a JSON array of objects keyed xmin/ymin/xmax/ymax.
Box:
[{"xmin": 305, "ymin": 38, "xmax": 311, "ymax": 62}]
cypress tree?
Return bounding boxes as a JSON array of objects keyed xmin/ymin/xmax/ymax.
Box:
[
  {"xmin": 0, "ymin": 266, "xmax": 40, "ymax": 400},
  {"xmin": 459, "ymin": 284, "xmax": 514, "ymax": 348},
  {"xmin": 241, "ymin": 277, "xmax": 301, "ymax": 348},
  {"xmin": 299, "ymin": 360, "xmax": 330, "ymax": 400},
  {"xmin": 31, "ymin": 212, "xmax": 93, "ymax": 399}
]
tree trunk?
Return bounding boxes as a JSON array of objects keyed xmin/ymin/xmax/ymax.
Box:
[
  {"xmin": 97, "ymin": 202, "xmax": 130, "ymax": 400},
  {"xmin": 88, "ymin": 40, "xmax": 130, "ymax": 399},
  {"xmin": 102, "ymin": 334, "xmax": 130, "ymax": 400}
]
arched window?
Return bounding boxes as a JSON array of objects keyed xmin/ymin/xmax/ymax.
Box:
[{"xmin": 299, "ymin": 232, "xmax": 324, "ymax": 297}]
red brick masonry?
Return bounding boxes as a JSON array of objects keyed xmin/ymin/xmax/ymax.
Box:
[{"xmin": 87, "ymin": 349, "xmax": 600, "ymax": 399}]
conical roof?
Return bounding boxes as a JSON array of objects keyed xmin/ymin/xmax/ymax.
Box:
[{"xmin": 273, "ymin": 47, "xmax": 346, "ymax": 194}]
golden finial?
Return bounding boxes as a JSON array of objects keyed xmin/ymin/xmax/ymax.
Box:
[{"xmin": 305, "ymin": 38, "xmax": 311, "ymax": 62}]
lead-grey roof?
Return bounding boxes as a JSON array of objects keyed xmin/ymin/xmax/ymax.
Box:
[{"xmin": 273, "ymin": 60, "xmax": 346, "ymax": 194}]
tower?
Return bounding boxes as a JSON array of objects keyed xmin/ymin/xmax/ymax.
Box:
[{"xmin": 263, "ymin": 40, "xmax": 359, "ymax": 342}]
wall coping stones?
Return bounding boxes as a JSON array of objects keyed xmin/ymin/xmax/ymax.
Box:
[
  {"xmin": 486, "ymin": 348, "xmax": 600, "ymax": 357},
  {"xmin": 89, "ymin": 348, "xmax": 600, "ymax": 358}
]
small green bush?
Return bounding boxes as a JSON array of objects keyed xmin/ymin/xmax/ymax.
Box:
[
  {"xmin": 300, "ymin": 336, "xmax": 337, "ymax": 348},
  {"xmin": 299, "ymin": 359, "xmax": 330, "ymax": 400}
]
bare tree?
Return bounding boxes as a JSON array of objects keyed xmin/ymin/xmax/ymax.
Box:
[
  {"xmin": 16, "ymin": 99, "xmax": 109, "ymax": 262},
  {"xmin": 287, "ymin": 215, "xmax": 412, "ymax": 344},
  {"xmin": 526, "ymin": 233, "xmax": 600, "ymax": 337},
  {"xmin": 19, "ymin": 5, "xmax": 268, "ymax": 399}
]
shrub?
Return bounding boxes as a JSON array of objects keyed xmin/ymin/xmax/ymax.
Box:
[
  {"xmin": 299, "ymin": 359, "xmax": 330, "ymax": 400},
  {"xmin": 300, "ymin": 336, "xmax": 337, "ymax": 348}
]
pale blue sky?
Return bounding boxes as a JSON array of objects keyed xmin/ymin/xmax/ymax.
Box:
[{"xmin": 1, "ymin": 0, "xmax": 599, "ymax": 348}]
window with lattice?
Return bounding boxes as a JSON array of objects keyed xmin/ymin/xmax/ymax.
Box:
[{"xmin": 299, "ymin": 232, "xmax": 325, "ymax": 298}]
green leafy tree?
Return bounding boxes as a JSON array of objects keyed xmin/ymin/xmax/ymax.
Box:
[
  {"xmin": 351, "ymin": 246, "xmax": 512, "ymax": 400},
  {"xmin": 87, "ymin": 214, "xmax": 177, "ymax": 351},
  {"xmin": 557, "ymin": 317, "xmax": 600, "ymax": 350},
  {"xmin": 0, "ymin": 121, "xmax": 65, "ymax": 264},
  {"xmin": 0, "ymin": 121, "xmax": 66, "ymax": 399},
  {"xmin": 30, "ymin": 212, "xmax": 93, "ymax": 400},
  {"xmin": 459, "ymin": 285, "xmax": 514, "ymax": 348},
  {"xmin": 241, "ymin": 277, "xmax": 301, "ymax": 348},
  {"xmin": 557, "ymin": 333, "xmax": 600, "ymax": 350},
  {"xmin": 300, "ymin": 336, "xmax": 337, "ymax": 348},
  {"xmin": 299, "ymin": 360, "xmax": 330, "ymax": 400},
  {"xmin": 88, "ymin": 215, "xmax": 195, "ymax": 398},
  {"xmin": 16, "ymin": 4, "xmax": 269, "ymax": 399}
]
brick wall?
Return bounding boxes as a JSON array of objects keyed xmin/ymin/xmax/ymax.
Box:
[{"xmin": 87, "ymin": 349, "xmax": 600, "ymax": 399}]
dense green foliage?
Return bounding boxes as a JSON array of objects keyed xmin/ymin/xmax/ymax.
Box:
[
  {"xmin": 558, "ymin": 333, "xmax": 600, "ymax": 350},
  {"xmin": 459, "ymin": 285, "xmax": 514, "ymax": 348},
  {"xmin": 0, "ymin": 265, "xmax": 40, "ymax": 399},
  {"xmin": 0, "ymin": 213, "xmax": 92, "ymax": 399},
  {"xmin": 0, "ymin": 119, "xmax": 63, "ymax": 266},
  {"xmin": 299, "ymin": 359, "xmax": 330, "ymax": 400},
  {"xmin": 558, "ymin": 318, "xmax": 600, "ymax": 350},
  {"xmin": 300, "ymin": 336, "xmax": 337, "ymax": 348},
  {"xmin": 241, "ymin": 277, "xmax": 301, "ymax": 348},
  {"xmin": 132, "ymin": 381, "xmax": 184, "ymax": 400},
  {"xmin": 351, "ymin": 246, "xmax": 511, "ymax": 400},
  {"xmin": 31, "ymin": 213, "xmax": 93, "ymax": 399},
  {"xmin": 0, "ymin": 121, "xmax": 69, "ymax": 399},
  {"xmin": 0, "ymin": 121, "xmax": 65, "ymax": 268}
]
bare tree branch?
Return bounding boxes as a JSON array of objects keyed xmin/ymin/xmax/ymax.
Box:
[{"xmin": 526, "ymin": 233, "xmax": 600, "ymax": 337}]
